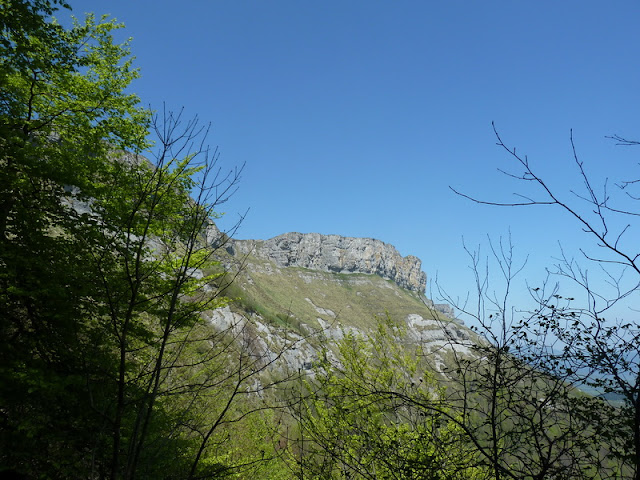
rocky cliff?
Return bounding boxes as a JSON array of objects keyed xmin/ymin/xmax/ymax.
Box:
[{"xmin": 229, "ymin": 232, "xmax": 427, "ymax": 294}]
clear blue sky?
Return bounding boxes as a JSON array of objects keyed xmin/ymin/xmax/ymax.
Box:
[{"xmin": 63, "ymin": 1, "xmax": 639, "ymax": 319}]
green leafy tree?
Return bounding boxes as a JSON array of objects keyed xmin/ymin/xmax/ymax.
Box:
[
  {"xmin": 1, "ymin": 1, "xmax": 150, "ymax": 476},
  {"xmin": 293, "ymin": 317, "xmax": 486, "ymax": 480},
  {"xmin": 0, "ymin": 2, "xmax": 279, "ymax": 479}
]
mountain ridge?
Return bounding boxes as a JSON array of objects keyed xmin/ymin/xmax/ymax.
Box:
[{"xmin": 226, "ymin": 231, "xmax": 428, "ymax": 294}]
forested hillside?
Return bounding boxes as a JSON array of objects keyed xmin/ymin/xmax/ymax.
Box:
[{"xmin": 2, "ymin": 2, "xmax": 640, "ymax": 479}]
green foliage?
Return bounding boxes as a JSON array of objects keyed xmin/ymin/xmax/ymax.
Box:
[
  {"xmin": 0, "ymin": 2, "xmax": 148, "ymax": 475},
  {"xmin": 295, "ymin": 317, "xmax": 486, "ymax": 480},
  {"xmin": 0, "ymin": 2, "xmax": 252, "ymax": 478}
]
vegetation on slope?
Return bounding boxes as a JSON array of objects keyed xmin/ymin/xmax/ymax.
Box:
[
  {"xmin": 2, "ymin": 2, "xmax": 639, "ymax": 480},
  {"xmin": 0, "ymin": 2, "xmax": 278, "ymax": 478},
  {"xmin": 225, "ymin": 252, "xmax": 449, "ymax": 333}
]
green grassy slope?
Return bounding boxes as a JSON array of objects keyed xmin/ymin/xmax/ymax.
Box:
[{"xmin": 224, "ymin": 253, "xmax": 452, "ymax": 335}]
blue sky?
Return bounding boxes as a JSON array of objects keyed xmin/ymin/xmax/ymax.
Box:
[{"xmin": 64, "ymin": 1, "xmax": 639, "ymax": 320}]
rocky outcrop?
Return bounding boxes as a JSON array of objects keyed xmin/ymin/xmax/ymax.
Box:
[{"xmin": 230, "ymin": 232, "xmax": 427, "ymax": 293}]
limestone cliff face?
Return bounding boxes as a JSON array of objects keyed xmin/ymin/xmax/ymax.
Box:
[{"xmin": 230, "ymin": 232, "xmax": 427, "ymax": 293}]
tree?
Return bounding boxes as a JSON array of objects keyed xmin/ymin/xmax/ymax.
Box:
[
  {"xmin": 1, "ymin": 2, "xmax": 151, "ymax": 476},
  {"xmin": 88, "ymin": 109, "xmax": 244, "ymax": 479},
  {"xmin": 0, "ymin": 3, "xmax": 288, "ymax": 478},
  {"xmin": 292, "ymin": 316, "xmax": 486, "ymax": 480},
  {"xmin": 449, "ymin": 124, "xmax": 640, "ymax": 479},
  {"xmin": 432, "ymin": 237, "xmax": 607, "ymax": 480}
]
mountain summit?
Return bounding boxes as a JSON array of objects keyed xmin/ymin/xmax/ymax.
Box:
[{"xmin": 229, "ymin": 232, "xmax": 427, "ymax": 293}]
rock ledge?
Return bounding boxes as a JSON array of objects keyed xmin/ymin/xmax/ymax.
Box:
[{"xmin": 230, "ymin": 232, "xmax": 427, "ymax": 294}]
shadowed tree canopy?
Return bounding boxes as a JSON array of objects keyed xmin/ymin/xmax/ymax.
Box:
[{"xmin": 0, "ymin": 2, "xmax": 259, "ymax": 478}]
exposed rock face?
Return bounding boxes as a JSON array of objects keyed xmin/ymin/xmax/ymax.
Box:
[{"xmin": 231, "ymin": 232, "xmax": 427, "ymax": 293}]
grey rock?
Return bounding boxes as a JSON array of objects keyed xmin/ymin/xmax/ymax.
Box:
[
  {"xmin": 434, "ymin": 303, "xmax": 456, "ymax": 319},
  {"xmin": 232, "ymin": 232, "xmax": 427, "ymax": 293}
]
